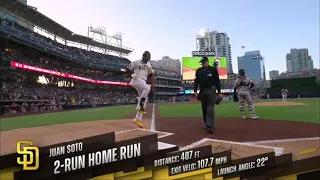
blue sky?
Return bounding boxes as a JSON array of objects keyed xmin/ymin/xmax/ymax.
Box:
[{"xmin": 28, "ymin": 0, "xmax": 319, "ymax": 79}]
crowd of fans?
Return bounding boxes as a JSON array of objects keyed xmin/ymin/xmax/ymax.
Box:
[
  {"xmin": 0, "ymin": 83, "xmax": 139, "ymax": 114},
  {"xmin": 1, "ymin": 18, "xmax": 182, "ymax": 80},
  {"xmin": 154, "ymin": 69, "xmax": 182, "ymax": 79},
  {"xmin": 0, "ymin": 18, "xmax": 184, "ymax": 116},
  {"xmin": 1, "ymin": 83, "xmax": 137, "ymax": 104},
  {"xmin": 4, "ymin": 51, "xmax": 130, "ymax": 82},
  {"xmin": 4, "ymin": 51, "xmax": 182, "ymax": 84},
  {"xmin": 1, "ymin": 18, "xmax": 130, "ymax": 69}
]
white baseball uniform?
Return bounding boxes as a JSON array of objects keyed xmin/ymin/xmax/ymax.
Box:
[
  {"xmin": 127, "ymin": 60, "xmax": 154, "ymax": 120},
  {"xmin": 281, "ymin": 89, "xmax": 288, "ymax": 101}
]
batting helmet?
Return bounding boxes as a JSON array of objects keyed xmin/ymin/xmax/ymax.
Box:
[{"xmin": 239, "ymin": 69, "xmax": 245, "ymax": 77}]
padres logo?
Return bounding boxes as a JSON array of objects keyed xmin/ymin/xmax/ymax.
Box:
[{"xmin": 17, "ymin": 140, "xmax": 39, "ymax": 170}]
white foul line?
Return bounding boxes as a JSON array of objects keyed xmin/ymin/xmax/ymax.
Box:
[
  {"xmin": 244, "ymin": 137, "xmax": 320, "ymax": 144},
  {"xmin": 151, "ymin": 103, "xmax": 156, "ymax": 131}
]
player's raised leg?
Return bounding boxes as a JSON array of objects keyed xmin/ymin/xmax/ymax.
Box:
[
  {"xmin": 130, "ymin": 79, "xmax": 145, "ymax": 128},
  {"xmin": 131, "ymin": 78, "xmax": 150, "ymax": 115},
  {"xmin": 133, "ymin": 111, "xmax": 144, "ymax": 128},
  {"xmin": 137, "ymin": 81, "xmax": 150, "ymax": 114}
]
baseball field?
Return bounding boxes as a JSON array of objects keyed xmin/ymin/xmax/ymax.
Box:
[{"xmin": 1, "ymin": 98, "xmax": 319, "ymax": 179}]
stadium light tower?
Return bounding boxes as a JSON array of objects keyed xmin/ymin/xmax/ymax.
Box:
[
  {"xmin": 87, "ymin": 25, "xmax": 124, "ymax": 57},
  {"xmin": 196, "ymin": 28, "xmax": 210, "ymax": 51}
]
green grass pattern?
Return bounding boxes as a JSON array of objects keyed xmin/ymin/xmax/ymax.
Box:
[{"xmin": 1, "ymin": 99, "xmax": 319, "ymax": 131}]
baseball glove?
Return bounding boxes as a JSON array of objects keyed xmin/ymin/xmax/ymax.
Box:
[{"xmin": 216, "ymin": 95, "xmax": 223, "ymax": 105}]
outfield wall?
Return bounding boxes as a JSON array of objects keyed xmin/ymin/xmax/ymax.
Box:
[{"xmin": 267, "ymin": 77, "xmax": 320, "ymax": 98}]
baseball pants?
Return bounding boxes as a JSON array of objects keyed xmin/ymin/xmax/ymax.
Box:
[
  {"xmin": 238, "ymin": 91, "xmax": 256, "ymax": 117},
  {"xmin": 130, "ymin": 78, "xmax": 150, "ymax": 120},
  {"xmin": 200, "ymin": 87, "xmax": 216, "ymax": 128},
  {"xmin": 282, "ymin": 93, "xmax": 287, "ymax": 101}
]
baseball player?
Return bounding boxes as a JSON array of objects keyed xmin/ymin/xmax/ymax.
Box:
[
  {"xmin": 234, "ymin": 69, "xmax": 259, "ymax": 119},
  {"xmin": 281, "ymin": 88, "xmax": 288, "ymax": 101},
  {"xmin": 125, "ymin": 51, "xmax": 155, "ymax": 128}
]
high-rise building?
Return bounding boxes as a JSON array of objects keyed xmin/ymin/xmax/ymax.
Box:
[
  {"xmin": 286, "ymin": 48, "xmax": 314, "ymax": 72},
  {"xmin": 220, "ymin": 73, "xmax": 238, "ymax": 89},
  {"xmin": 151, "ymin": 56, "xmax": 181, "ymax": 73},
  {"xmin": 237, "ymin": 50, "xmax": 266, "ymax": 82},
  {"xmin": 269, "ymin": 70, "xmax": 279, "ymax": 79},
  {"xmin": 196, "ymin": 29, "xmax": 233, "ymax": 74}
]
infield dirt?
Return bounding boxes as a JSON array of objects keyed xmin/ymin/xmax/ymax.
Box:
[{"xmin": 255, "ymin": 101, "xmax": 307, "ymax": 106}]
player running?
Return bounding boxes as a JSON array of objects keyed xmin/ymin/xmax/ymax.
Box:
[
  {"xmin": 281, "ymin": 88, "xmax": 288, "ymax": 101},
  {"xmin": 234, "ymin": 69, "xmax": 259, "ymax": 119},
  {"xmin": 125, "ymin": 51, "xmax": 155, "ymax": 128}
]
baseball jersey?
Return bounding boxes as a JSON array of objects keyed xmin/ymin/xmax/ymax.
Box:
[
  {"xmin": 281, "ymin": 89, "xmax": 288, "ymax": 94},
  {"xmin": 127, "ymin": 60, "xmax": 154, "ymax": 81},
  {"xmin": 234, "ymin": 76, "xmax": 254, "ymax": 92}
]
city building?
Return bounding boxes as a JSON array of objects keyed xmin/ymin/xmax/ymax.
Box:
[
  {"xmin": 237, "ymin": 50, "xmax": 266, "ymax": 82},
  {"xmin": 269, "ymin": 70, "xmax": 279, "ymax": 79},
  {"xmin": 196, "ymin": 29, "xmax": 233, "ymax": 74},
  {"xmin": 221, "ymin": 73, "xmax": 238, "ymax": 89},
  {"xmin": 150, "ymin": 56, "xmax": 181, "ymax": 73},
  {"xmin": 286, "ymin": 48, "xmax": 314, "ymax": 72}
]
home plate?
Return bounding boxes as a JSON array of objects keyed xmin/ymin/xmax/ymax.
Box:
[{"xmin": 158, "ymin": 142, "xmax": 177, "ymax": 150}]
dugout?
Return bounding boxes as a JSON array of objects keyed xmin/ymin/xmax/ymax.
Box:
[{"xmin": 266, "ymin": 76, "xmax": 320, "ymax": 98}]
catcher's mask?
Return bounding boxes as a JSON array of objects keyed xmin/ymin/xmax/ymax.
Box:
[
  {"xmin": 142, "ymin": 51, "xmax": 151, "ymax": 61},
  {"xmin": 239, "ymin": 69, "xmax": 245, "ymax": 77}
]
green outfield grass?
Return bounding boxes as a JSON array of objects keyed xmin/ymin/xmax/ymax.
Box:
[
  {"xmin": 1, "ymin": 99, "xmax": 319, "ymax": 131},
  {"xmin": 158, "ymin": 99, "xmax": 320, "ymax": 124},
  {"xmin": 0, "ymin": 105, "xmax": 134, "ymax": 131}
]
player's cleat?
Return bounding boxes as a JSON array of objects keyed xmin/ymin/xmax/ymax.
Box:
[
  {"xmin": 133, "ymin": 118, "xmax": 144, "ymax": 128},
  {"xmin": 242, "ymin": 115, "xmax": 247, "ymax": 119},
  {"xmin": 251, "ymin": 115, "xmax": 259, "ymax": 119},
  {"xmin": 205, "ymin": 126, "xmax": 214, "ymax": 134},
  {"xmin": 136, "ymin": 106, "xmax": 147, "ymax": 115}
]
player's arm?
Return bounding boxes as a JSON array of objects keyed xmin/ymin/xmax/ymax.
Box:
[
  {"xmin": 193, "ymin": 69, "xmax": 200, "ymax": 93},
  {"xmin": 249, "ymin": 79, "xmax": 255, "ymax": 89},
  {"xmin": 148, "ymin": 71, "xmax": 156, "ymax": 87},
  {"xmin": 233, "ymin": 79, "xmax": 238, "ymax": 92},
  {"xmin": 125, "ymin": 61, "xmax": 136, "ymax": 77}
]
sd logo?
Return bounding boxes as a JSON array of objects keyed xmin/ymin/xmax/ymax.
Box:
[{"xmin": 17, "ymin": 140, "xmax": 39, "ymax": 170}]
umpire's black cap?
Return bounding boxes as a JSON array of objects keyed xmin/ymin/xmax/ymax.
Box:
[{"xmin": 199, "ymin": 56, "xmax": 209, "ymax": 63}]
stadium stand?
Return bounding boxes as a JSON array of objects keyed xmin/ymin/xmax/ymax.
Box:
[
  {"xmin": 272, "ymin": 69, "xmax": 320, "ymax": 80},
  {"xmin": 0, "ymin": 11, "xmax": 182, "ymax": 115}
]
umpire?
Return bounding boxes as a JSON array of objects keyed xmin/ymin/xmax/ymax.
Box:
[{"xmin": 194, "ymin": 56, "xmax": 222, "ymax": 133}]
